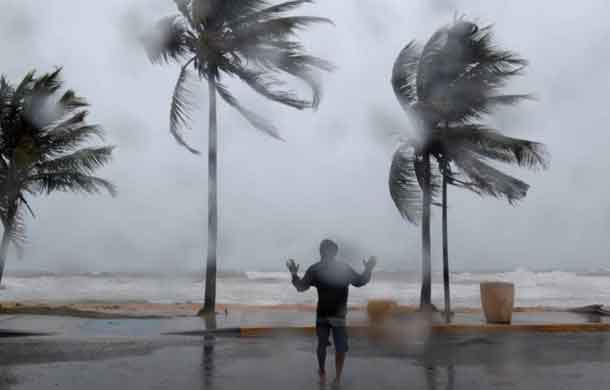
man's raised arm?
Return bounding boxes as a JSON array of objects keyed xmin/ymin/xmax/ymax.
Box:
[
  {"xmin": 287, "ymin": 259, "xmax": 313, "ymax": 292},
  {"xmin": 350, "ymin": 256, "xmax": 378, "ymax": 287}
]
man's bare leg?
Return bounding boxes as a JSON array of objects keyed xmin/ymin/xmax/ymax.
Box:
[
  {"xmin": 317, "ymin": 345, "xmax": 327, "ymax": 383},
  {"xmin": 334, "ymin": 352, "xmax": 346, "ymax": 384}
]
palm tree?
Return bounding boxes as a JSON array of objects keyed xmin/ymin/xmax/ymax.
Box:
[
  {"xmin": 142, "ymin": 0, "xmax": 333, "ymax": 315},
  {"xmin": 389, "ymin": 20, "xmax": 548, "ymax": 316},
  {"xmin": 0, "ymin": 69, "xmax": 116, "ymax": 285}
]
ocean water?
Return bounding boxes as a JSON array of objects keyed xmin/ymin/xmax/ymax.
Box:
[{"xmin": 1, "ymin": 268, "xmax": 610, "ymax": 308}]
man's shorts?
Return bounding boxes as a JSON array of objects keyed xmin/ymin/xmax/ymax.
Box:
[{"xmin": 316, "ymin": 317, "xmax": 348, "ymax": 353}]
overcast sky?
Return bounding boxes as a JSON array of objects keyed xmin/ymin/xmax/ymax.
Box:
[{"xmin": 1, "ymin": 0, "xmax": 609, "ymax": 274}]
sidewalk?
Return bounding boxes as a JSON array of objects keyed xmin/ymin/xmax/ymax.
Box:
[
  {"xmin": 2, "ymin": 308, "xmax": 609, "ymax": 338},
  {"xmin": 5, "ymin": 330, "xmax": 610, "ymax": 389}
]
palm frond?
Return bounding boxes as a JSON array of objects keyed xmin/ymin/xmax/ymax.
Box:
[
  {"xmin": 446, "ymin": 24, "xmax": 528, "ymax": 122},
  {"xmin": 272, "ymin": 54, "xmax": 332, "ymax": 109},
  {"xmin": 40, "ymin": 110, "xmax": 103, "ymax": 156},
  {"xmin": 35, "ymin": 146, "xmax": 115, "ymax": 175},
  {"xmin": 26, "ymin": 69, "xmax": 84, "ymax": 128},
  {"xmin": 227, "ymin": 51, "xmax": 330, "ymax": 110},
  {"xmin": 59, "ymin": 90, "xmax": 89, "ymax": 112},
  {"xmin": 486, "ymin": 94, "xmax": 533, "ymax": 107},
  {"xmin": 200, "ymin": 0, "xmax": 270, "ymax": 26},
  {"xmin": 42, "ymin": 122, "xmax": 104, "ymax": 158},
  {"xmin": 30, "ymin": 171, "xmax": 117, "ymax": 197},
  {"xmin": 437, "ymin": 65, "xmax": 528, "ymax": 123},
  {"xmin": 228, "ymin": 0, "xmax": 313, "ymax": 26},
  {"xmin": 468, "ymin": 25, "xmax": 528, "ymax": 70},
  {"xmin": 11, "ymin": 71, "xmax": 36, "ymax": 102},
  {"xmin": 446, "ymin": 125, "xmax": 549, "ymax": 169},
  {"xmin": 0, "ymin": 77, "xmax": 14, "ymax": 140},
  {"xmin": 169, "ymin": 60, "xmax": 200, "ymax": 154},
  {"xmin": 32, "ymin": 68, "xmax": 63, "ymax": 96},
  {"xmin": 0, "ymin": 197, "xmax": 28, "ymax": 252},
  {"xmin": 19, "ymin": 194, "xmax": 35, "ymax": 218},
  {"xmin": 235, "ymin": 44, "xmax": 333, "ymax": 109},
  {"xmin": 450, "ymin": 147, "xmax": 529, "ymax": 203},
  {"xmin": 142, "ymin": 15, "xmax": 190, "ymax": 65},
  {"xmin": 225, "ymin": 62, "xmax": 311, "ymax": 109},
  {"xmin": 231, "ymin": 16, "xmax": 332, "ymax": 42},
  {"xmin": 389, "ymin": 145, "xmax": 422, "ymax": 224},
  {"xmin": 215, "ymin": 82, "xmax": 283, "ymax": 140},
  {"xmin": 416, "ymin": 27, "xmax": 449, "ymax": 102},
  {"xmin": 3, "ymin": 207, "xmax": 27, "ymax": 252},
  {"xmin": 414, "ymin": 21, "xmax": 530, "ymax": 124},
  {"xmin": 23, "ymin": 68, "xmax": 64, "ymax": 127},
  {"xmin": 443, "ymin": 93, "xmax": 533, "ymax": 121},
  {"xmin": 444, "ymin": 165, "xmax": 481, "ymax": 194},
  {"xmin": 391, "ymin": 40, "xmax": 421, "ymax": 114},
  {"xmin": 47, "ymin": 110, "xmax": 89, "ymax": 131},
  {"xmin": 0, "ymin": 76, "xmax": 14, "ymax": 105},
  {"xmin": 7, "ymin": 71, "xmax": 35, "ymax": 121}
]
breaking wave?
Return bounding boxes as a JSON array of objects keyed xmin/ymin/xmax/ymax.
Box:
[{"xmin": 1, "ymin": 268, "xmax": 609, "ymax": 308}]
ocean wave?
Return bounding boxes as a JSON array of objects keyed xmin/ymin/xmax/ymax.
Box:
[
  {"xmin": 453, "ymin": 267, "xmax": 594, "ymax": 288},
  {"xmin": 245, "ymin": 272, "xmax": 290, "ymax": 281},
  {"xmin": 1, "ymin": 269, "xmax": 609, "ymax": 308}
]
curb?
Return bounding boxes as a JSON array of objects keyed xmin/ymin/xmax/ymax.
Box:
[
  {"xmin": 430, "ymin": 323, "xmax": 610, "ymax": 334},
  {"xmin": 241, "ymin": 323, "xmax": 610, "ymax": 337},
  {"xmin": 4, "ymin": 324, "xmax": 608, "ymax": 338},
  {"xmin": 163, "ymin": 328, "xmax": 241, "ymax": 337},
  {"xmin": 166, "ymin": 323, "xmax": 610, "ymax": 338}
]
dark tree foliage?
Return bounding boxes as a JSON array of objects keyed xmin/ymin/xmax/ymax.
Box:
[
  {"xmin": 142, "ymin": 0, "xmax": 333, "ymax": 314},
  {"xmin": 143, "ymin": 0, "xmax": 334, "ymax": 152},
  {"xmin": 388, "ymin": 18, "xmax": 549, "ymax": 310},
  {"xmin": 0, "ymin": 69, "xmax": 115, "ymax": 282}
]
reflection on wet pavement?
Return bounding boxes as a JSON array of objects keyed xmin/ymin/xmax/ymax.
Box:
[
  {"xmin": 203, "ymin": 314, "xmax": 217, "ymax": 388},
  {"xmin": 2, "ymin": 332, "xmax": 610, "ymax": 389},
  {"xmin": 0, "ymin": 368, "xmax": 17, "ymax": 390}
]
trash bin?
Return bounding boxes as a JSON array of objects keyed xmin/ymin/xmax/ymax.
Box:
[{"xmin": 480, "ymin": 282, "xmax": 514, "ymax": 324}]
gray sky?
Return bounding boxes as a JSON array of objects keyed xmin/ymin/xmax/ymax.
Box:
[{"xmin": 1, "ymin": 0, "xmax": 609, "ymax": 274}]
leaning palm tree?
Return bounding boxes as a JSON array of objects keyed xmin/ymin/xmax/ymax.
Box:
[
  {"xmin": 0, "ymin": 69, "xmax": 115, "ymax": 285},
  {"xmin": 142, "ymin": 0, "xmax": 333, "ymax": 315},
  {"xmin": 389, "ymin": 19, "xmax": 548, "ymax": 316}
]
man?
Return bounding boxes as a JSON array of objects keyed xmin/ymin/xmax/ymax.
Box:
[{"xmin": 287, "ymin": 239, "xmax": 377, "ymax": 385}]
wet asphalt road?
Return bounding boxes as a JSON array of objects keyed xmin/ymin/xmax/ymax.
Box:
[{"xmin": 2, "ymin": 331, "xmax": 610, "ymax": 389}]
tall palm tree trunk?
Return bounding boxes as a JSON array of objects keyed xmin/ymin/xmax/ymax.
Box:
[
  {"xmin": 420, "ymin": 152, "xmax": 432, "ymax": 308},
  {"xmin": 442, "ymin": 160, "xmax": 451, "ymax": 323},
  {"xmin": 0, "ymin": 201, "xmax": 16, "ymax": 286},
  {"xmin": 201, "ymin": 76, "xmax": 218, "ymax": 316},
  {"xmin": 0, "ymin": 225, "xmax": 11, "ymax": 285}
]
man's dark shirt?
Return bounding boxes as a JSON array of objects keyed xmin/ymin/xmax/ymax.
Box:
[{"xmin": 292, "ymin": 260, "xmax": 372, "ymax": 319}]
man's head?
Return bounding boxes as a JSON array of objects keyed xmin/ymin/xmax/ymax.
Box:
[{"xmin": 320, "ymin": 239, "xmax": 338, "ymax": 261}]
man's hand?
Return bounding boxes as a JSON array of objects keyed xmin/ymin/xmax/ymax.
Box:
[
  {"xmin": 363, "ymin": 256, "xmax": 378, "ymax": 271},
  {"xmin": 286, "ymin": 259, "xmax": 300, "ymax": 275}
]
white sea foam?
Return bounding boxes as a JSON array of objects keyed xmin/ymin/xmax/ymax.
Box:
[
  {"xmin": 1, "ymin": 269, "xmax": 609, "ymax": 308},
  {"xmin": 244, "ymin": 272, "xmax": 290, "ymax": 281}
]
